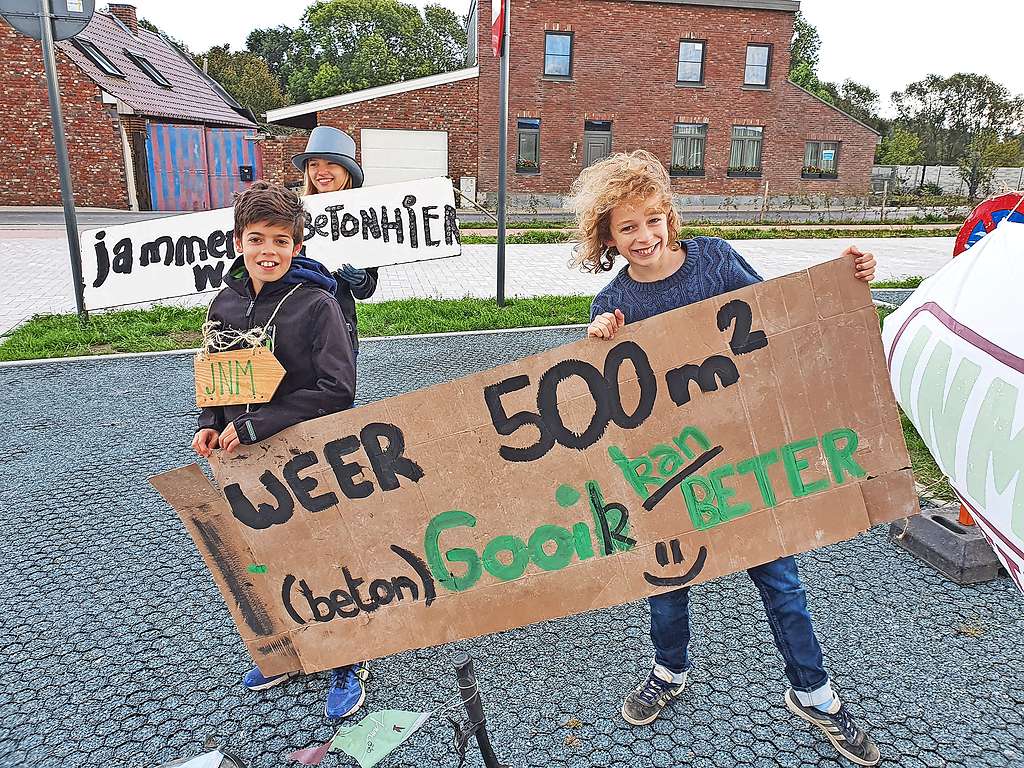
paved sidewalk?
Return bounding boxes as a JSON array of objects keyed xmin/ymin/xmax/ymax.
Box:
[{"xmin": 0, "ymin": 236, "xmax": 954, "ymax": 336}]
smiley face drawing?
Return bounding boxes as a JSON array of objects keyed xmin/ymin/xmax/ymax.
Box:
[{"xmin": 643, "ymin": 539, "xmax": 708, "ymax": 587}]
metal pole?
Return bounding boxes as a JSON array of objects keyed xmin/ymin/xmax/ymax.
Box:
[
  {"xmin": 495, "ymin": 0, "xmax": 511, "ymax": 307},
  {"xmin": 453, "ymin": 652, "xmax": 506, "ymax": 768},
  {"xmin": 39, "ymin": 0, "xmax": 87, "ymax": 321}
]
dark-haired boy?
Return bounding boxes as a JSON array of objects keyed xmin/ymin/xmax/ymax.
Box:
[{"xmin": 191, "ymin": 181, "xmax": 366, "ymax": 719}]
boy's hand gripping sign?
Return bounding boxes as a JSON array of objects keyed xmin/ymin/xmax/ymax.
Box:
[
  {"xmin": 82, "ymin": 176, "xmax": 460, "ymax": 311},
  {"xmin": 152, "ymin": 258, "xmax": 917, "ymax": 675}
]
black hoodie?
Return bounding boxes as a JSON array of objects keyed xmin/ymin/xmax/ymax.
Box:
[{"xmin": 197, "ymin": 256, "xmax": 355, "ymax": 445}]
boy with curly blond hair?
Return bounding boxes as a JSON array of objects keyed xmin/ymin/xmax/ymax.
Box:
[{"xmin": 570, "ymin": 150, "xmax": 881, "ymax": 767}]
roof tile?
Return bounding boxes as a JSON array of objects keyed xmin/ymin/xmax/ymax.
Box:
[{"xmin": 57, "ymin": 12, "xmax": 255, "ymax": 128}]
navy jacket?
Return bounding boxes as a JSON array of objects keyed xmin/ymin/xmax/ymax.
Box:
[{"xmin": 197, "ymin": 256, "xmax": 355, "ymax": 444}]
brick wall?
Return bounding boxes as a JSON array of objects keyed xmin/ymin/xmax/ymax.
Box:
[
  {"xmin": 259, "ymin": 133, "xmax": 309, "ymax": 188},
  {"xmin": 474, "ymin": 0, "xmax": 878, "ymax": 199},
  {"xmin": 0, "ymin": 20, "xmax": 129, "ymax": 208},
  {"xmin": 312, "ymin": 76, "xmax": 480, "ymax": 184},
  {"xmin": 774, "ymin": 83, "xmax": 878, "ymax": 198}
]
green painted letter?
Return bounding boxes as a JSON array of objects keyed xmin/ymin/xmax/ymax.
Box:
[
  {"xmin": 482, "ymin": 535, "xmax": 529, "ymax": 581},
  {"xmin": 967, "ymin": 378, "xmax": 1024, "ymax": 536},
  {"xmin": 424, "ymin": 510, "xmax": 481, "ymax": 592},
  {"xmin": 608, "ymin": 446, "xmax": 661, "ymax": 499},
  {"xmin": 674, "ymin": 425, "xmax": 711, "ymax": 460},
  {"xmin": 709, "ymin": 464, "xmax": 751, "ymax": 522},
  {"xmin": 821, "ymin": 428, "xmax": 866, "ymax": 484},
  {"xmin": 528, "ymin": 525, "xmax": 576, "ymax": 571},
  {"xmin": 682, "ymin": 474, "xmax": 720, "ymax": 530},
  {"xmin": 737, "ymin": 450, "xmax": 781, "ymax": 507},
  {"xmin": 782, "ymin": 438, "xmax": 829, "ymax": 498}
]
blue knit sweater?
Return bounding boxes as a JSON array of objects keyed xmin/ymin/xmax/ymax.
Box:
[{"xmin": 589, "ymin": 237, "xmax": 763, "ymax": 323}]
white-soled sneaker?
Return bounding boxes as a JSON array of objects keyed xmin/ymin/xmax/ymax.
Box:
[
  {"xmin": 621, "ymin": 667, "xmax": 687, "ymax": 726},
  {"xmin": 785, "ymin": 689, "xmax": 881, "ymax": 766}
]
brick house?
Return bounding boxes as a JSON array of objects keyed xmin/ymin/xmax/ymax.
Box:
[
  {"xmin": 267, "ymin": 0, "xmax": 879, "ymax": 207},
  {"xmin": 1, "ymin": 4, "xmax": 259, "ymax": 211}
]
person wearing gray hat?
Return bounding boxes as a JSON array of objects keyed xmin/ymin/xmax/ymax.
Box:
[
  {"xmin": 294, "ymin": 126, "xmax": 366, "ymax": 194},
  {"xmin": 291, "ymin": 126, "xmax": 378, "ymax": 361}
]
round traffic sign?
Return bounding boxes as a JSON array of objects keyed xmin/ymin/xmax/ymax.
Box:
[
  {"xmin": 954, "ymin": 193, "xmax": 1024, "ymax": 256},
  {"xmin": 0, "ymin": 0, "xmax": 94, "ymax": 42}
]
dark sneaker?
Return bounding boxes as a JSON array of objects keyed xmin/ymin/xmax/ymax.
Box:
[
  {"xmin": 784, "ymin": 689, "xmax": 881, "ymax": 766},
  {"xmin": 621, "ymin": 667, "xmax": 687, "ymax": 726},
  {"xmin": 352, "ymin": 660, "xmax": 371, "ymax": 683},
  {"xmin": 325, "ymin": 666, "xmax": 366, "ymax": 720},
  {"xmin": 242, "ymin": 666, "xmax": 299, "ymax": 691}
]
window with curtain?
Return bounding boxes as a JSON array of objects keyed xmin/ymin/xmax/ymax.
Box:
[
  {"xmin": 517, "ymin": 118, "xmax": 541, "ymax": 173},
  {"xmin": 803, "ymin": 141, "xmax": 840, "ymax": 176},
  {"xmin": 671, "ymin": 124, "xmax": 707, "ymax": 174},
  {"xmin": 729, "ymin": 126, "xmax": 763, "ymax": 174}
]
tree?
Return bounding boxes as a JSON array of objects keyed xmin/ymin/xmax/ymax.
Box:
[
  {"xmin": 138, "ymin": 17, "xmax": 193, "ymax": 58},
  {"xmin": 423, "ymin": 5, "xmax": 468, "ymax": 70},
  {"xmin": 788, "ymin": 11, "xmax": 833, "ymax": 101},
  {"xmin": 789, "ymin": 11, "xmax": 821, "ymax": 74},
  {"xmin": 958, "ymin": 131, "xmax": 1023, "ymax": 200},
  {"xmin": 877, "ymin": 126, "xmax": 924, "ymax": 165},
  {"xmin": 245, "ymin": 25, "xmax": 295, "ymax": 93},
  {"xmin": 834, "ymin": 80, "xmax": 886, "ymax": 132},
  {"xmin": 892, "ymin": 73, "xmax": 1024, "ymax": 166},
  {"xmin": 787, "ymin": 12, "xmax": 885, "ymax": 133},
  {"xmin": 276, "ymin": 0, "xmax": 468, "ymax": 104},
  {"xmin": 200, "ymin": 45, "xmax": 286, "ymax": 120},
  {"xmin": 1008, "ymin": 133, "xmax": 1024, "ymax": 166}
]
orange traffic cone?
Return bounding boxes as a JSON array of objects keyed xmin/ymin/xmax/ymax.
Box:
[{"xmin": 958, "ymin": 504, "xmax": 975, "ymax": 527}]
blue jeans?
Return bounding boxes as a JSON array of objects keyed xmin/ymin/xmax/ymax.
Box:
[{"xmin": 649, "ymin": 555, "xmax": 830, "ymax": 694}]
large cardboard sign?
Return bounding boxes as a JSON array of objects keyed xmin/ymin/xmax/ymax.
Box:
[
  {"xmin": 82, "ymin": 176, "xmax": 460, "ymax": 311},
  {"xmin": 883, "ymin": 221, "xmax": 1024, "ymax": 594},
  {"xmin": 152, "ymin": 258, "xmax": 917, "ymax": 675}
]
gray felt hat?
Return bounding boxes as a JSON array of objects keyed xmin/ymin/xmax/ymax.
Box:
[{"xmin": 291, "ymin": 126, "xmax": 364, "ymax": 189}]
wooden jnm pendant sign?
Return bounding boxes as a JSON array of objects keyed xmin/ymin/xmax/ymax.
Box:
[{"xmin": 194, "ymin": 346, "xmax": 286, "ymax": 407}]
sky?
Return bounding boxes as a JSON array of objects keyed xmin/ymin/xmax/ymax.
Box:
[
  {"xmin": 127, "ymin": 0, "xmax": 1020, "ymax": 114},
  {"xmin": 801, "ymin": 0, "xmax": 1022, "ymax": 115},
  {"xmin": 127, "ymin": 0, "xmax": 471, "ymax": 50}
]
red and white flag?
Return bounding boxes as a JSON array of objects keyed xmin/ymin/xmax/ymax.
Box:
[{"xmin": 491, "ymin": 0, "xmax": 505, "ymax": 57}]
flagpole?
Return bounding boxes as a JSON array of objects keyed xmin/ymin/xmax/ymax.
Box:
[{"xmin": 495, "ymin": 0, "xmax": 510, "ymax": 307}]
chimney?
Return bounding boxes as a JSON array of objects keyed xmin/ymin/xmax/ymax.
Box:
[{"xmin": 108, "ymin": 4, "xmax": 139, "ymax": 35}]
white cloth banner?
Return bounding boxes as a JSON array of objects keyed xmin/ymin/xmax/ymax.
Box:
[
  {"xmin": 882, "ymin": 221, "xmax": 1024, "ymax": 594},
  {"xmin": 80, "ymin": 176, "xmax": 460, "ymax": 311}
]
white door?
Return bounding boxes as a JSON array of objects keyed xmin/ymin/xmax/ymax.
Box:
[{"xmin": 360, "ymin": 129, "xmax": 449, "ymax": 186}]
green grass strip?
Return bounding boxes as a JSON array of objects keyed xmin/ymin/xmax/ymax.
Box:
[
  {"xmin": 1, "ymin": 286, "xmax": 919, "ymax": 361},
  {"xmin": 0, "ymin": 296, "xmax": 594, "ymax": 362},
  {"xmin": 462, "ymin": 227, "xmax": 958, "ymax": 245},
  {"xmin": 458, "ymin": 214, "xmax": 964, "ymax": 229},
  {"xmin": 871, "ymin": 276, "xmax": 925, "ymax": 289}
]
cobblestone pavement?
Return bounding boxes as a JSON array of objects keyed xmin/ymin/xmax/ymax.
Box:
[
  {"xmin": 0, "ymin": 236, "xmax": 953, "ymax": 336},
  {"xmin": 1, "ymin": 329, "xmax": 1022, "ymax": 768}
]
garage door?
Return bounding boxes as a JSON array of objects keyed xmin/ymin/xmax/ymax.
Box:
[{"xmin": 360, "ymin": 129, "xmax": 448, "ymax": 186}]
